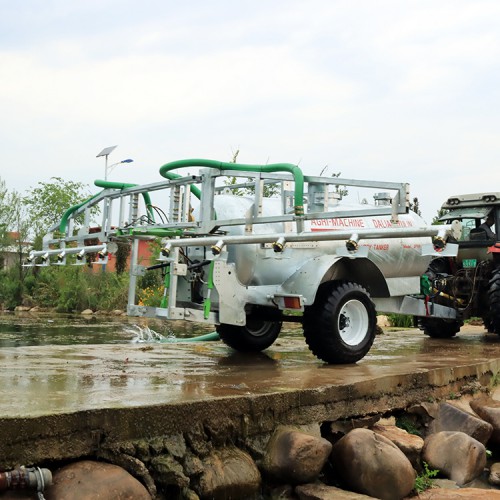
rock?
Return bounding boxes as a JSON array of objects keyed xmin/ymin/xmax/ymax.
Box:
[
  {"xmin": 371, "ymin": 423, "xmax": 424, "ymax": 469},
  {"xmin": 262, "ymin": 427, "xmax": 332, "ymax": 484},
  {"xmin": 195, "ymin": 447, "xmax": 261, "ymax": 500},
  {"xmin": 430, "ymin": 401, "xmax": 493, "ymax": 445},
  {"xmin": 471, "ymin": 397, "xmax": 500, "ymax": 445},
  {"xmin": 416, "ymin": 488, "xmax": 500, "ymax": 498},
  {"xmin": 112, "ymin": 309, "xmax": 125, "ymax": 316},
  {"xmin": 45, "ymin": 460, "xmax": 151, "ymax": 499},
  {"xmin": 330, "ymin": 428, "xmax": 415, "ymax": 500},
  {"xmin": 295, "ymin": 483, "xmax": 378, "ymax": 499},
  {"xmin": 432, "ymin": 478, "xmax": 460, "ymax": 489},
  {"xmin": 268, "ymin": 484, "xmax": 295, "ymax": 499},
  {"xmin": 377, "ymin": 315, "xmax": 391, "ymax": 327},
  {"xmin": 163, "ymin": 433, "xmax": 187, "ymax": 458},
  {"xmin": 422, "ymin": 431, "xmax": 486, "ymax": 485},
  {"xmin": 150, "ymin": 454, "xmax": 189, "ymax": 489},
  {"xmin": 490, "ymin": 462, "xmax": 500, "ymax": 486},
  {"xmin": 329, "ymin": 415, "xmax": 381, "ymax": 435},
  {"xmin": 81, "ymin": 309, "xmax": 93, "ymax": 315},
  {"xmin": 14, "ymin": 306, "xmax": 31, "ymax": 312}
]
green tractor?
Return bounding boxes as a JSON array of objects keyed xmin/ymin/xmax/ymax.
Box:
[{"xmin": 419, "ymin": 193, "xmax": 500, "ymax": 337}]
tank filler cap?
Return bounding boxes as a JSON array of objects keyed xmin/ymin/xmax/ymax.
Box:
[{"xmin": 374, "ymin": 192, "xmax": 392, "ymax": 206}]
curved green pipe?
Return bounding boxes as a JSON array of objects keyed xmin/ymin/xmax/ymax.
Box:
[
  {"xmin": 94, "ymin": 180, "xmax": 155, "ymax": 221},
  {"xmin": 59, "ymin": 180, "xmax": 155, "ymax": 234},
  {"xmin": 159, "ymin": 158, "xmax": 305, "ymax": 216},
  {"xmin": 159, "ymin": 331, "xmax": 220, "ymax": 343},
  {"xmin": 59, "ymin": 193, "xmax": 101, "ymax": 234}
]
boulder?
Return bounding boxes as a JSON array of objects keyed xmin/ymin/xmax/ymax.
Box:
[
  {"xmin": 470, "ymin": 398, "xmax": 500, "ymax": 445},
  {"xmin": 195, "ymin": 447, "xmax": 261, "ymax": 500},
  {"xmin": 329, "ymin": 415, "xmax": 381, "ymax": 435},
  {"xmin": 422, "ymin": 431, "xmax": 486, "ymax": 485},
  {"xmin": 44, "ymin": 460, "xmax": 151, "ymax": 499},
  {"xmin": 295, "ymin": 483, "xmax": 378, "ymax": 499},
  {"xmin": 262, "ymin": 427, "xmax": 332, "ymax": 484},
  {"xmin": 376, "ymin": 315, "xmax": 391, "ymax": 327},
  {"xmin": 490, "ymin": 462, "xmax": 500, "ymax": 486},
  {"xmin": 430, "ymin": 401, "xmax": 493, "ymax": 445},
  {"xmin": 371, "ymin": 423, "xmax": 424, "ymax": 469},
  {"xmin": 330, "ymin": 428, "xmax": 415, "ymax": 500},
  {"xmin": 81, "ymin": 309, "xmax": 93, "ymax": 315},
  {"xmin": 416, "ymin": 488, "xmax": 500, "ymax": 498}
]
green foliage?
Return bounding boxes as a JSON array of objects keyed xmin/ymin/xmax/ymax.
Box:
[
  {"xmin": 387, "ymin": 313, "xmax": 414, "ymax": 328},
  {"xmin": 23, "ymin": 177, "xmax": 95, "ymax": 239},
  {"xmin": 410, "ymin": 197, "xmax": 421, "ymax": 216},
  {"xmin": 395, "ymin": 415, "xmax": 421, "ymax": 437},
  {"xmin": 20, "ymin": 266, "xmax": 129, "ymax": 312},
  {"xmin": 0, "ymin": 268, "xmax": 24, "ymax": 309},
  {"xmin": 115, "ymin": 241, "xmax": 131, "ymax": 275},
  {"xmin": 490, "ymin": 371, "xmax": 500, "ymax": 388},
  {"xmin": 414, "ymin": 462, "xmax": 439, "ymax": 493},
  {"xmin": 432, "ymin": 208, "xmax": 449, "ymax": 225}
]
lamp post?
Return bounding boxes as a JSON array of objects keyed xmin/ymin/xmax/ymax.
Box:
[
  {"xmin": 96, "ymin": 146, "xmax": 133, "ymax": 180},
  {"xmin": 106, "ymin": 158, "xmax": 134, "ymax": 179}
]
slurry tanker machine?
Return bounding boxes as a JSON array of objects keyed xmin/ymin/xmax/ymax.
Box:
[{"xmin": 27, "ymin": 159, "xmax": 460, "ymax": 364}]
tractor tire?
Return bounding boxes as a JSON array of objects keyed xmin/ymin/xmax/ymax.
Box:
[
  {"xmin": 303, "ymin": 281, "xmax": 377, "ymax": 364},
  {"xmin": 419, "ymin": 317, "xmax": 462, "ymax": 338},
  {"xmin": 216, "ymin": 320, "xmax": 282, "ymax": 352},
  {"xmin": 488, "ymin": 267, "xmax": 500, "ymax": 334}
]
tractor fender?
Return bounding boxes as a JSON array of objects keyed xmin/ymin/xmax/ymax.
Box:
[{"xmin": 280, "ymin": 254, "xmax": 390, "ymax": 306}]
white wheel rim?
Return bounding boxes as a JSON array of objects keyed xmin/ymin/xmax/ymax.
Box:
[{"xmin": 337, "ymin": 299, "xmax": 369, "ymax": 346}]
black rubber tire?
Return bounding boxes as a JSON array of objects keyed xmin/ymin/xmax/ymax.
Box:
[
  {"xmin": 488, "ymin": 267, "xmax": 500, "ymax": 334},
  {"xmin": 303, "ymin": 282, "xmax": 377, "ymax": 364},
  {"xmin": 419, "ymin": 317, "xmax": 462, "ymax": 338},
  {"xmin": 216, "ymin": 320, "xmax": 282, "ymax": 352}
]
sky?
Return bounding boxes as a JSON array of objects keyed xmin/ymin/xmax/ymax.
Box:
[{"xmin": 1, "ymin": 0, "xmax": 500, "ymax": 222}]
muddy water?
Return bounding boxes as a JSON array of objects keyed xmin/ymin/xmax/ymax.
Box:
[
  {"xmin": 0, "ymin": 313, "xmax": 498, "ymax": 418},
  {"xmin": 0, "ymin": 312, "xmax": 304, "ymax": 347}
]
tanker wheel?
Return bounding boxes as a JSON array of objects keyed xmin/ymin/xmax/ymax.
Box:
[
  {"xmin": 419, "ymin": 317, "xmax": 462, "ymax": 338},
  {"xmin": 488, "ymin": 267, "xmax": 500, "ymax": 334},
  {"xmin": 303, "ymin": 282, "xmax": 376, "ymax": 364},
  {"xmin": 216, "ymin": 320, "xmax": 282, "ymax": 352}
]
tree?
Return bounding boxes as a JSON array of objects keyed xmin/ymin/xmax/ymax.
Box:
[
  {"xmin": 23, "ymin": 177, "xmax": 94, "ymax": 246},
  {"xmin": 0, "ymin": 177, "xmax": 14, "ymax": 250}
]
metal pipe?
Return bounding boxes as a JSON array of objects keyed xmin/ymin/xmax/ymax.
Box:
[
  {"xmin": 161, "ymin": 225, "xmax": 454, "ymax": 249},
  {"xmin": 0, "ymin": 467, "xmax": 52, "ymax": 492}
]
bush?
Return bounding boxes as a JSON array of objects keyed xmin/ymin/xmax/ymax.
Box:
[
  {"xmin": 24, "ymin": 266, "xmax": 130, "ymax": 312},
  {"xmin": 388, "ymin": 313, "xmax": 414, "ymax": 328}
]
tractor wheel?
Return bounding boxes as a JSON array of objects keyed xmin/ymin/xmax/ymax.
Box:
[
  {"xmin": 488, "ymin": 267, "xmax": 500, "ymax": 334},
  {"xmin": 419, "ymin": 317, "xmax": 462, "ymax": 338},
  {"xmin": 216, "ymin": 320, "xmax": 282, "ymax": 352},
  {"xmin": 303, "ymin": 282, "xmax": 377, "ymax": 364},
  {"xmin": 482, "ymin": 314, "xmax": 496, "ymax": 333}
]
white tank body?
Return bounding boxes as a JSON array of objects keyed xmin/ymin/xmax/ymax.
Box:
[{"xmin": 194, "ymin": 195, "xmax": 433, "ymax": 287}]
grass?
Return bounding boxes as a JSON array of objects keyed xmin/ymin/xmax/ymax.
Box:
[{"xmin": 414, "ymin": 462, "xmax": 439, "ymax": 493}]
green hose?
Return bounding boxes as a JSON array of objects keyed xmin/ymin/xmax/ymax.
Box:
[
  {"xmin": 58, "ymin": 180, "xmax": 155, "ymax": 234},
  {"xmin": 159, "ymin": 158, "xmax": 305, "ymax": 216},
  {"xmin": 94, "ymin": 180, "xmax": 155, "ymax": 221},
  {"xmin": 159, "ymin": 331, "xmax": 220, "ymax": 343}
]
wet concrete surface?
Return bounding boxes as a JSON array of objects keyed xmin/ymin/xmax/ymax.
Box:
[
  {"xmin": 2, "ymin": 323, "xmax": 500, "ymax": 468},
  {"xmin": 0, "ymin": 323, "xmax": 498, "ymax": 418}
]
